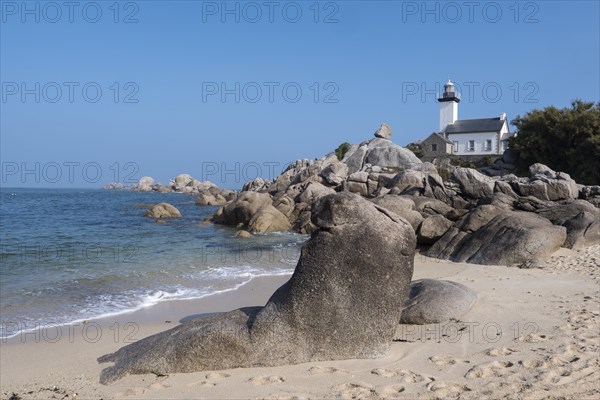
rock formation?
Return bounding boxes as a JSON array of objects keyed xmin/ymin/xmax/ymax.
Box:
[
  {"xmin": 115, "ymin": 124, "xmax": 597, "ymax": 267},
  {"xmin": 425, "ymin": 205, "xmax": 567, "ymax": 267},
  {"xmin": 400, "ymin": 279, "xmax": 476, "ymax": 324},
  {"xmin": 374, "ymin": 123, "xmax": 392, "ymax": 139},
  {"xmin": 207, "ymin": 125, "xmax": 598, "ymax": 266},
  {"xmin": 136, "ymin": 176, "xmax": 155, "ymax": 192},
  {"xmin": 99, "ymin": 193, "xmax": 416, "ymax": 383},
  {"xmin": 143, "ymin": 203, "xmax": 181, "ymax": 219}
]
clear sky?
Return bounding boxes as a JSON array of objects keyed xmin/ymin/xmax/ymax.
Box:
[{"xmin": 1, "ymin": 0, "xmax": 599, "ymax": 188}]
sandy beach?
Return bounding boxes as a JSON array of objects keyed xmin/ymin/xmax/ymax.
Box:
[{"xmin": 1, "ymin": 245, "xmax": 598, "ymax": 400}]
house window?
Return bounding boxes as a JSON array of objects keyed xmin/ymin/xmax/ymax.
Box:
[
  {"xmin": 468, "ymin": 140, "xmax": 475, "ymax": 152},
  {"xmin": 485, "ymin": 140, "xmax": 492, "ymax": 151},
  {"xmin": 431, "ymin": 143, "xmax": 438, "ymax": 152},
  {"xmin": 503, "ymin": 141, "xmax": 509, "ymax": 151},
  {"xmin": 453, "ymin": 141, "xmax": 458, "ymax": 152}
]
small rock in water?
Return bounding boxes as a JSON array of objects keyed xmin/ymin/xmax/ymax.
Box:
[{"xmin": 144, "ymin": 203, "xmax": 181, "ymax": 219}]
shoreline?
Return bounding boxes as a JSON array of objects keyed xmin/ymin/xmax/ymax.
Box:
[
  {"xmin": 1, "ymin": 273, "xmax": 293, "ymax": 345},
  {"xmin": 1, "ymin": 246, "xmax": 598, "ymax": 399},
  {"xmin": 1, "ymin": 252, "xmax": 469, "ymax": 344},
  {"xmin": 0, "ymin": 271, "xmax": 294, "ymax": 341}
]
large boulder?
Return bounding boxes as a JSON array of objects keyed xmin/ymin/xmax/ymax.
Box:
[
  {"xmin": 144, "ymin": 203, "xmax": 181, "ymax": 219},
  {"xmin": 400, "ymin": 279, "xmax": 476, "ymax": 324},
  {"xmin": 248, "ymin": 205, "xmax": 292, "ymax": 233},
  {"xmin": 389, "ymin": 171, "xmax": 425, "ymax": 193},
  {"xmin": 195, "ymin": 191, "xmax": 228, "ymax": 206},
  {"xmin": 494, "ymin": 180, "xmax": 519, "ymax": 198},
  {"xmin": 99, "ymin": 193, "xmax": 416, "ymax": 383},
  {"xmin": 370, "ymin": 195, "xmax": 423, "ymax": 231},
  {"xmin": 527, "ymin": 199, "xmax": 600, "ymax": 249},
  {"xmin": 320, "ymin": 161, "xmax": 348, "ymax": 186},
  {"xmin": 272, "ymin": 195, "xmax": 295, "ymax": 218},
  {"xmin": 175, "ymin": 174, "xmax": 194, "ymax": 188},
  {"xmin": 136, "ymin": 176, "xmax": 155, "ymax": 192},
  {"xmin": 296, "ymin": 182, "xmax": 336, "ymax": 205},
  {"xmin": 290, "ymin": 204, "xmax": 317, "ymax": 235},
  {"xmin": 512, "ymin": 163, "xmax": 579, "ymax": 201},
  {"xmin": 529, "ymin": 163, "xmax": 556, "ymax": 178},
  {"xmin": 408, "ymin": 197, "xmax": 465, "ymax": 221},
  {"xmin": 514, "ymin": 178, "xmax": 578, "ymax": 201},
  {"xmin": 422, "ymin": 171, "xmax": 452, "ymax": 203},
  {"xmin": 364, "ymin": 139, "xmax": 422, "ymax": 171},
  {"xmin": 425, "ymin": 206, "xmax": 567, "ymax": 266},
  {"xmin": 451, "ymin": 168, "xmax": 495, "ymax": 199},
  {"xmin": 344, "ymin": 180, "xmax": 368, "ymax": 196},
  {"xmin": 342, "ymin": 135, "xmax": 421, "ymax": 175},
  {"xmin": 213, "ymin": 192, "xmax": 273, "ymax": 226},
  {"xmin": 344, "ymin": 144, "xmax": 369, "ymax": 175},
  {"xmin": 417, "ymin": 215, "xmax": 453, "ymax": 245}
]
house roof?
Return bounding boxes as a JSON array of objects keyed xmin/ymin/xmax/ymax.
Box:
[
  {"xmin": 430, "ymin": 132, "xmax": 453, "ymax": 144},
  {"xmin": 443, "ymin": 117, "xmax": 506, "ymax": 134}
]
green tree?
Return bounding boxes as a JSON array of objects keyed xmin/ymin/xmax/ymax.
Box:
[{"xmin": 510, "ymin": 100, "xmax": 600, "ymax": 185}]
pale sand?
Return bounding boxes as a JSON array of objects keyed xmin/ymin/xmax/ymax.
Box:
[{"xmin": 1, "ymin": 245, "xmax": 598, "ymax": 400}]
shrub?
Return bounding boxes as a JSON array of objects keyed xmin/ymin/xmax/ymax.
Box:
[
  {"xmin": 406, "ymin": 144, "xmax": 424, "ymax": 159},
  {"xmin": 335, "ymin": 142, "xmax": 352, "ymax": 161}
]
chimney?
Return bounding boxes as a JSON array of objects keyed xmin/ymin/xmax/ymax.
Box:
[{"xmin": 500, "ymin": 112, "xmax": 506, "ymax": 120}]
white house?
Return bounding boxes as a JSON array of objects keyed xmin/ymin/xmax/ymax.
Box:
[{"xmin": 426, "ymin": 80, "xmax": 513, "ymax": 156}]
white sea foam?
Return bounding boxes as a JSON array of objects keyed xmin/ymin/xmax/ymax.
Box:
[{"xmin": 0, "ymin": 266, "xmax": 293, "ymax": 339}]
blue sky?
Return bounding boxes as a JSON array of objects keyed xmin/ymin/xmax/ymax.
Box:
[{"xmin": 1, "ymin": 0, "xmax": 599, "ymax": 188}]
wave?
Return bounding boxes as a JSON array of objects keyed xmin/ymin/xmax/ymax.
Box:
[{"xmin": 0, "ymin": 267, "xmax": 293, "ymax": 339}]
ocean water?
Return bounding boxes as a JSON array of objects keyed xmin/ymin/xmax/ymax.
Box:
[{"xmin": 0, "ymin": 188, "xmax": 305, "ymax": 337}]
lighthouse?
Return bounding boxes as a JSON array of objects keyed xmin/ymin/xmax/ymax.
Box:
[{"xmin": 438, "ymin": 80, "xmax": 460, "ymax": 131}]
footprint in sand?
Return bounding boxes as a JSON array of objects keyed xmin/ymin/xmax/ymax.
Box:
[
  {"xmin": 540, "ymin": 367, "xmax": 572, "ymax": 384},
  {"xmin": 480, "ymin": 380, "xmax": 529, "ymax": 395},
  {"xmin": 428, "ymin": 355, "xmax": 458, "ymax": 366},
  {"xmin": 426, "ymin": 381, "xmax": 471, "ymax": 398},
  {"xmin": 517, "ymin": 333, "xmax": 550, "ymax": 343},
  {"xmin": 485, "ymin": 347, "xmax": 517, "ymax": 356},
  {"xmin": 248, "ymin": 375, "xmax": 285, "ymax": 385},
  {"xmin": 332, "ymin": 383, "xmax": 375, "ymax": 400},
  {"xmin": 507, "ymin": 372, "xmax": 533, "ymax": 383},
  {"xmin": 585, "ymin": 358, "xmax": 599, "ymax": 368},
  {"xmin": 149, "ymin": 381, "xmax": 172, "ymax": 390},
  {"xmin": 186, "ymin": 372, "xmax": 230, "ymax": 388},
  {"xmin": 186, "ymin": 381, "xmax": 217, "ymax": 388},
  {"xmin": 205, "ymin": 371, "xmax": 231, "ymax": 379},
  {"xmin": 308, "ymin": 365, "xmax": 342, "ymax": 374},
  {"xmin": 116, "ymin": 387, "xmax": 146, "ymax": 397},
  {"xmin": 519, "ymin": 359, "xmax": 546, "ymax": 369},
  {"xmin": 465, "ymin": 360, "xmax": 514, "ymax": 379},
  {"xmin": 547, "ymin": 354, "xmax": 581, "ymax": 367},
  {"xmin": 371, "ymin": 368, "xmax": 430, "ymax": 383},
  {"xmin": 377, "ymin": 384, "xmax": 405, "ymax": 398},
  {"xmin": 371, "ymin": 368, "xmax": 397, "ymax": 378}
]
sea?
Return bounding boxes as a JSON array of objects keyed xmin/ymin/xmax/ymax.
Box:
[{"xmin": 0, "ymin": 188, "xmax": 306, "ymax": 338}]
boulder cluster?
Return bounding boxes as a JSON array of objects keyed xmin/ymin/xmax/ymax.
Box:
[
  {"xmin": 209, "ymin": 124, "xmax": 599, "ymax": 267},
  {"xmin": 132, "ymin": 174, "xmax": 235, "ymax": 202}
]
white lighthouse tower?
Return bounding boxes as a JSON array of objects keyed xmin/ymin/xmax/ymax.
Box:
[{"xmin": 438, "ymin": 80, "xmax": 460, "ymax": 131}]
